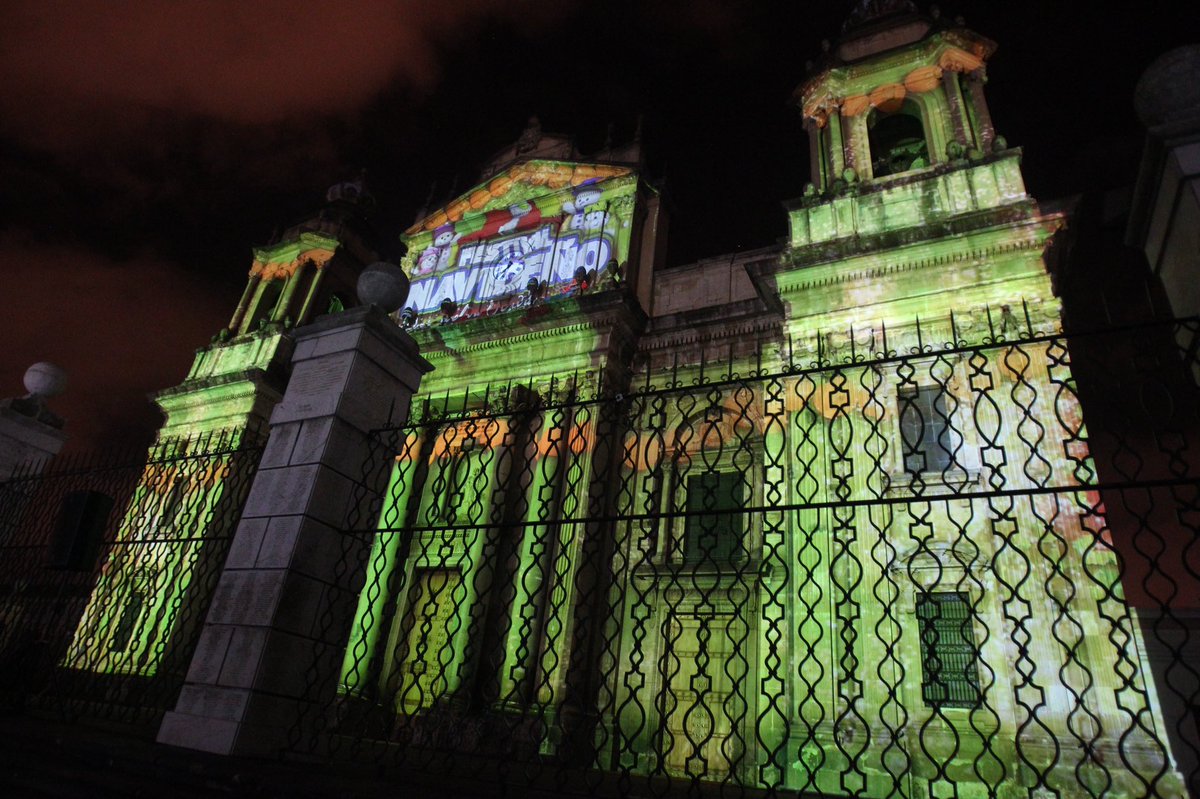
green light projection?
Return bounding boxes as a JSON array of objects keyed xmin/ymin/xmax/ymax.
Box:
[
  {"xmin": 56, "ymin": 14, "xmax": 1183, "ymax": 795},
  {"xmin": 334, "ymin": 20, "xmax": 1184, "ymax": 796},
  {"xmin": 64, "ymin": 450, "xmax": 245, "ymax": 677}
]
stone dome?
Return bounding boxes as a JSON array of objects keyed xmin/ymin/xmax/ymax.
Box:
[
  {"xmin": 23, "ymin": 362, "xmax": 67, "ymax": 399},
  {"xmin": 1134, "ymin": 44, "xmax": 1200, "ymax": 127},
  {"xmin": 356, "ymin": 262, "xmax": 410, "ymax": 313}
]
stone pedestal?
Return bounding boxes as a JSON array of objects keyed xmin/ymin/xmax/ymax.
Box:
[
  {"xmin": 1130, "ymin": 137, "xmax": 1200, "ymax": 318},
  {"xmin": 0, "ymin": 400, "xmax": 67, "ymax": 480},
  {"xmin": 157, "ymin": 306, "xmax": 431, "ymax": 755}
]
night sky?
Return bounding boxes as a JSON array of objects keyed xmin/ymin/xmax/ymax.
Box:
[{"xmin": 2, "ymin": 1, "xmax": 1197, "ymax": 454}]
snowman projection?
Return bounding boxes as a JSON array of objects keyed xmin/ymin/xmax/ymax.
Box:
[
  {"xmin": 497, "ymin": 201, "xmax": 541, "ymax": 235},
  {"xmin": 413, "ymin": 224, "xmax": 460, "ymax": 278},
  {"xmin": 410, "ymin": 181, "xmax": 619, "ymax": 321},
  {"xmin": 563, "ymin": 185, "xmax": 605, "ymax": 231}
]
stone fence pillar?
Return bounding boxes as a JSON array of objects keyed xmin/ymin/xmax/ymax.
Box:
[
  {"xmin": 158, "ymin": 306, "xmax": 430, "ymax": 755},
  {"xmin": 0, "ymin": 362, "xmax": 68, "ymax": 480}
]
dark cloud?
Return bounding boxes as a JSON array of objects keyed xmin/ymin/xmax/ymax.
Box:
[
  {"xmin": 0, "ymin": 235, "xmax": 240, "ymax": 453},
  {"xmin": 0, "ymin": 0, "xmax": 535, "ymax": 149},
  {"xmin": 2, "ymin": 1, "xmax": 1197, "ymax": 457},
  {"xmin": 0, "ymin": 0, "xmax": 571, "ymax": 266},
  {"xmin": 0, "ymin": 1, "xmax": 575, "ymax": 455},
  {"xmin": 0, "ymin": 114, "xmax": 345, "ymax": 270}
]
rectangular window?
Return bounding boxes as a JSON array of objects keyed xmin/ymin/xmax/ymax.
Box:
[
  {"xmin": 110, "ymin": 591, "xmax": 145, "ymax": 653},
  {"xmin": 396, "ymin": 568, "xmax": 462, "ymax": 711},
  {"xmin": 438, "ymin": 442, "xmax": 474, "ymax": 523},
  {"xmin": 683, "ymin": 471, "xmax": 745, "ymax": 563},
  {"xmin": 898, "ymin": 385, "xmax": 952, "ymax": 473},
  {"xmin": 917, "ymin": 592, "xmax": 981, "ymax": 708}
]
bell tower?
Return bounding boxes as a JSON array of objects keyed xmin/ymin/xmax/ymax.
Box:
[
  {"xmin": 155, "ymin": 175, "xmax": 381, "ymax": 443},
  {"xmin": 799, "ymin": 1, "xmax": 1000, "ymax": 190},
  {"xmin": 766, "ymin": 6, "xmax": 1185, "ymax": 797},
  {"xmin": 779, "ymin": 2, "xmax": 1062, "ymax": 342}
]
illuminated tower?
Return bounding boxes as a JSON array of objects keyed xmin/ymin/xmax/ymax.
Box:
[
  {"xmin": 768, "ymin": 3, "xmax": 1180, "ymax": 796},
  {"xmin": 64, "ymin": 178, "xmax": 382, "ymax": 680},
  {"xmin": 157, "ymin": 175, "xmax": 381, "ymax": 442},
  {"xmin": 786, "ymin": 0, "xmax": 1045, "ymax": 329}
]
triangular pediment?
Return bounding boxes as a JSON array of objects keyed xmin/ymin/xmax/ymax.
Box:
[
  {"xmin": 398, "ymin": 160, "xmax": 640, "ymax": 326},
  {"xmin": 405, "ymin": 159, "xmax": 634, "ymax": 238}
]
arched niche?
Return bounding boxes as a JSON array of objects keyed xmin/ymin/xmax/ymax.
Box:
[{"xmin": 867, "ymin": 99, "xmax": 930, "ymax": 178}]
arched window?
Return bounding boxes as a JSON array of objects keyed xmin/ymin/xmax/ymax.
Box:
[
  {"xmin": 666, "ymin": 404, "xmax": 761, "ymax": 567},
  {"xmin": 868, "ymin": 100, "xmax": 929, "ymax": 178},
  {"xmin": 244, "ymin": 278, "xmax": 284, "ymax": 332}
]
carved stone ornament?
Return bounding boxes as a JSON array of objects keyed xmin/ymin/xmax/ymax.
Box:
[
  {"xmin": 841, "ymin": 95, "xmax": 871, "ymax": 117},
  {"xmin": 904, "ymin": 65, "xmax": 944, "ymax": 93},
  {"xmin": 516, "ymin": 116, "xmax": 542, "ymax": 154},
  {"xmin": 250, "ymin": 250, "xmax": 334, "ymax": 280},
  {"xmin": 938, "ymin": 46, "xmax": 984, "ymax": 74}
]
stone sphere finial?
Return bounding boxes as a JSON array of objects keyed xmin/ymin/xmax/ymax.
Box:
[
  {"xmin": 1135, "ymin": 45, "xmax": 1200, "ymax": 127},
  {"xmin": 24, "ymin": 362, "xmax": 67, "ymax": 399},
  {"xmin": 356, "ymin": 262, "xmax": 410, "ymax": 313}
]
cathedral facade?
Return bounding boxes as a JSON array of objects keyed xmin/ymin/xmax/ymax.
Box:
[
  {"xmin": 326, "ymin": 9, "xmax": 1181, "ymax": 796},
  {"xmin": 53, "ymin": 5, "xmax": 1188, "ymax": 798}
]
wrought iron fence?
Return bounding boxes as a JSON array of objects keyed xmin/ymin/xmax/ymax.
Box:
[
  {"xmin": 0, "ymin": 430, "xmax": 263, "ymax": 729},
  {"xmin": 287, "ymin": 315, "xmax": 1200, "ymax": 798}
]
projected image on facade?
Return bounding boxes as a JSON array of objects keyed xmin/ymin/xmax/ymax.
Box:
[{"xmin": 400, "ymin": 163, "xmax": 636, "ymax": 326}]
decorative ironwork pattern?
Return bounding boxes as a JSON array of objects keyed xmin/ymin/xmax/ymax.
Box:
[
  {"xmin": 292, "ymin": 316, "xmax": 1200, "ymax": 797},
  {"xmin": 0, "ymin": 431, "xmax": 263, "ymax": 729}
]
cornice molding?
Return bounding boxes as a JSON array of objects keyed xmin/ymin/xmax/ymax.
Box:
[
  {"xmin": 779, "ymin": 231, "xmax": 1054, "ymax": 296},
  {"xmin": 781, "ymin": 207, "xmax": 1061, "ymax": 278},
  {"xmin": 639, "ymin": 316, "xmax": 782, "ymax": 353}
]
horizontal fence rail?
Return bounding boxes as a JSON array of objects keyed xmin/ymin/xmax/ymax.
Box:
[
  {"xmin": 291, "ymin": 316, "xmax": 1200, "ymax": 798},
  {"xmin": 0, "ymin": 431, "xmax": 264, "ymax": 729}
]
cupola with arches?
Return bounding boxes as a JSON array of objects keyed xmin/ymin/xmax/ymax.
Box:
[{"xmin": 796, "ymin": 2, "xmax": 1003, "ymax": 187}]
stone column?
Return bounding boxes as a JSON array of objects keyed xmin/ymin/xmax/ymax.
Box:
[
  {"xmin": 296, "ymin": 265, "xmax": 327, "ymax": 326},
  {"xmin": 227, "ymin": 275, "xmax": 260, "ymax": 334},
  {"xmin": 239, "ymin": 277, "xmax": 275, "ymax": 334},
  {"xmin": 963, "ymin": 70, "xmax": 995, "ymax": 151},
  {"xmin": 940, "ymin": 69, "xmax": 969, "ymax": 150},
  {"xmin": 157, "ymin": 305, "xmax": 431, "ymax": 756},
  {"xmin": 271, "ymin": 260, "xmax": 310, "ymax": 323},
  {"xmin": 804, "ymin": 119, "xmax": 825, "ymax": 188},
  {"xmin": 828, "ymin": 111, "xmax": 847, "ymax": 178}
]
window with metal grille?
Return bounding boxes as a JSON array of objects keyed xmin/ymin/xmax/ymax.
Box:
[
  {"xmin": 917, "ymin": 592, "xmax": 981, "ymax": 708},
  {"xmin": 110, "ymin": 591, "xmax": 145, "ymax": 653},
  {"xmin": 439, "ymin": 441, "xmax": 473, "ymax": 523},
  {"xmin": 898, "ymin": 385, "xmax": 952, "ymax": 473},
  {"xmin": 683, "ymin": 471, "xmax": 745, "ymax": 563}
]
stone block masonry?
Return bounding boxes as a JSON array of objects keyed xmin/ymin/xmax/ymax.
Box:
[{"xmin": 158, "ymin": 306, "xmax": 431, "ymax": 756}]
